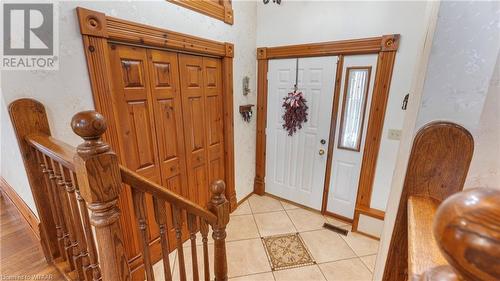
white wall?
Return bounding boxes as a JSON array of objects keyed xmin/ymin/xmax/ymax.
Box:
[
  {"xmin": 256, "ymin": 1, "xmax": 430, "ymax": 211},
  {"xmin": 465, "ymin": 54, "xmax": 500, "ymax": 190},
  {"xmin": 0, "ymin": 0, "xmax": 258, "ymax": 214}
]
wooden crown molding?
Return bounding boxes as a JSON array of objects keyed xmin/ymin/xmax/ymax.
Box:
[
  {"xmin": 381, "ymin": 34, "xmax": 400, "ymax": 52},
  {"xmin": 256, "ymin": 34, "xmax": 400, "ymax": 59},
  {"xmin": 225, "ymin": 43, "xmax": 234, "ymax": 58},
  {"xmin": 167, "ymin": 0, "xmax": 234, "ymax": 25},
  {"xmin": 257, "ymin": 48, "xmax": 267, "ymax": 60},
  {"xmin": 76, "ymin": 6, "xmax": 232, "ymax": 58},
  {"xmin": 76, "ymin": 7, "xmax": 108, "ymax": 38}
]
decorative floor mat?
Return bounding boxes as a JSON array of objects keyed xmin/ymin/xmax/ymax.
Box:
[{"xmin": 261, "ymin": 233, "xmax": 316, "ymax": 271}]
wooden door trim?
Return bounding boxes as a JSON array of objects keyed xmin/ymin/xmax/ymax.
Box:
[
  {"xmin": 167, "ymin": 0, "xmax": 233, "ymax": 25},
  {"xmin": 254, "ymin": 35, "xmax": 399, "ymax": 227},
  {"xmin": 77, "ymin": 7, "xmax": 236, "ymax": 276}
]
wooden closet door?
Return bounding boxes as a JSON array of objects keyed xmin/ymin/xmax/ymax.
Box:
[
  {"xmin": 178, "ymin": 54, "xmax": 225, "ymax": 207},
  {"xmin": 145, "ymin": 49, "xmax": 189, "ymax": 250},
  {"xmin": 178, "ymin": 54, "xmax": 209, "ymax": 206},
  {"xmin": 203, "ymin": 57, "xmax": 225, "ymax": 195},
  {"xmin": 108, "ymin": 44, "xmax": 163, "ymax": 261}
]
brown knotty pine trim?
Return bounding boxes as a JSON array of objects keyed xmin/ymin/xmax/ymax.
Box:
[
  {"xmin": 77, "ymin": 7, "xmax": 237, "ymax": 278},
  {"xmin": 355, "ymin": 51, "xmax": 397, "ymax": 212},
  {"xmin": 254, "ymin": 35, "xmax": 399, "ymax": 227},
  {"xmin": 254, "ymin": 59, "xmax": 269, "ymax": 196},
  {"xmin": 167, "ymin": 0, "xmax": 233, "ymax": 25},
  {"xmin": 321, "ymin": 55, "xmax": 344, "ymax": 213},
  {"xmin": 0, "ymin": 177, "xmax": 41, "ymax": 240},
  {"xmin": 337, "ymin": 66, "xmax": 372, "ymax": 152}
]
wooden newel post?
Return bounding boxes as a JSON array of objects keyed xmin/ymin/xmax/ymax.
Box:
[
  {"xmin": 209, "ymin": 180, "xmax": 230, "ymax": 281},
  {"xmin": 71, "ymin": 111, "xmax": 131, "ymax": 281}
]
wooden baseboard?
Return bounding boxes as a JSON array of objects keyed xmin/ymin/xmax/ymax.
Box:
[
  {"xmin": 354, "ymin": 229, "xmax": 381, "ymax": 241},
  {"xmin": 0, "ymin": 177, "xmax": 40, "ymax": 240}
]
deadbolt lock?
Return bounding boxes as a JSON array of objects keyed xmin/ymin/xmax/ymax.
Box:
[{"xmin": 320, "ymin": 139, "xmax": 326, "ymax": 145}]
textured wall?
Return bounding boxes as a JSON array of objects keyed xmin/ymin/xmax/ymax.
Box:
[
  {"xmin": 0, "ymin": 0, "xmax": 258, "ymax": 215},
  {"xmin": 465, "ymin": 54, "xmax": 500, "ymax": 189},
  {"xmin": 416, "ymin": 1, "xmax": 500, "ymax": 129}
]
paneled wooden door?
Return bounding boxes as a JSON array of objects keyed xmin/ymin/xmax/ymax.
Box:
[
  {"xmin": 108, "ymin": 45, "xmax": 225, "ymax": 271},
  {"xmin": 178, "ymin": 54, "xmax": 225, "ymax": 208}
]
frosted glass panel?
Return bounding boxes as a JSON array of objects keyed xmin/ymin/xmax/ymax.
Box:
[{"xmin": 338, "ymin": 67, "xmax": 371, "ymax": 151}]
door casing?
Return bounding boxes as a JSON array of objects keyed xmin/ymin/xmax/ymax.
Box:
[{"xmin": 254, "ymin": 35, "xmax": 399, "ymax": 226}]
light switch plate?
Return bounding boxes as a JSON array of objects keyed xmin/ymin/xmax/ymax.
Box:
[{"xmin": 388, "ymin": 129, "xmax": 402, "ymax": 140}]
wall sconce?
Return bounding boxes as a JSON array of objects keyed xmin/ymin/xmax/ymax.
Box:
[
  {"xmin": 243, "ymin": 76, "xmax": 250, "ymax": 96},
  {"xmin": 239, "ymin": 104, "xmax": 254, "ymax": 122}
]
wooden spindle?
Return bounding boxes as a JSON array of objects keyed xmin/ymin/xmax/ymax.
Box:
[
  {"xmin": 61, "ymin": 165, "xmax": 89, "ymax": 280},
  {"xmin": 72, "ymin": 110, "xmax": 131, "ymax": 281},
  {"xmin": 200, "ymin": 219, "xmax": 210, "ymax": 281},
  {"xmin": 132, "ymin": 189, "xmax": 155, "ymax": 281},
  {"xmin": 208, "ymin": 180, "xmax": 230, "ymax": 281},
  {"xmin": 44, "ymin": 154, "xmax": 69, "ymax": 262},
  {"xmin": 173, "ymin": 206, "xmax": 187, "ymax": 281},
  {"xmin": 188, "ymin": 213, "xmax": 200, "ymax": 281},
  {"xmin": 153, "ymin": 197, "xmax": 172, "ymax": 281},
  {"xmin": 36, "ymin": 149, "xmax": 61, "ymax": 259},
  {"xmin": 53, "ymin": 160, "xmax": 78, "ymax": 271},
  {"xmin": 75, "ymin": 187, "xmax": 101, "ymax": 281}
]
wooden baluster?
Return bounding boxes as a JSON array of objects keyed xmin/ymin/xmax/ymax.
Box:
[
  {"xmin": 75, "ymin": 183, "xmax": 101, "ymax": 281},
  {"xmin": 209, "ymin": 180, "xmax": 230, "ymax": 281},
  {"xmin": 43, "ymin": 154, "xmax": 69, "ymax": 262},
  {"xmin": 173, "ymin": 206, "xmax": 187, "ymax": 281},
  {"xmin": 200, "ymin": 219, "xmax": 210, "ymax": 281},
  {"xmin": 53, "ymin": 160, "xmax": 78, "ymax": 271},
  {"xmin": 72, "ymin": 111, "xmax": 131, "ymax": 281},
  {"xmin": 188, "ymin": 213, "xmax": 200, "ymax": 281},
  {"xmin": 35, "ymin": 150, "xmax": 62, "ymax": 259},
  {"xmin": 131, "ymin": 189, "xmax": 155, "ymax": 281},
  {"xmin": 61, "ymin": 165, "xmax": 89, "ymax": 280},
  {"xmin": 153, "ymin": 198, "xmax": 172, "ymax": 281}
]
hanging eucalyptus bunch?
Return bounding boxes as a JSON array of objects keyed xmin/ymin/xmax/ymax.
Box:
[{"xmin": 282, "ymin": 89, "xmax": 308, "ymax": 136}]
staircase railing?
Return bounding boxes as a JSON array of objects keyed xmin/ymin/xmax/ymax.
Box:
[{"xmin": 9, "ymin": 98, "xmax": 230, "ymax": 281}]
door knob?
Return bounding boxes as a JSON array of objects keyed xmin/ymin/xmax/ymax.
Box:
[{"xmin": 319, "ymin": 149, "xmax": 325, "ymax": 155}]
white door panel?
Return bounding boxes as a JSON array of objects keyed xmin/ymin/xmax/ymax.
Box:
[
  {"xmin": 327, "ymin": 55, "xmax": 378, "ymax": 219},
  {"xmin": 266, "ymin": 57, "xmax": 337, "ymax": 210}
]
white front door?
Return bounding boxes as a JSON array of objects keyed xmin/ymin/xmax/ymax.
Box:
[
  {"xmin": 266, "ymin": 56, "xmax": 337, "ymax": 210},
  {"xmin": 326, "ymin": 54, "xmax": 378, "ymax": 219}
]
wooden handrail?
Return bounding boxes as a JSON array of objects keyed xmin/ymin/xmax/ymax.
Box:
[
  {"xmin": 407, "ymin": 196, "xmax": 448, "ymax": 278},
  {"xmin": 120, "ymin": 166, "xmax": 218, "ymax": 224},
  {"xmin": 26, "ymin": 134, "xmax": 76, "ymax": 171}
]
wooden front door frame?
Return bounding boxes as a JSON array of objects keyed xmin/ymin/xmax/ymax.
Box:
[
  {"xmin": 254, "ymin": 34, "xmax": 399, "ymax": 227},
  {"xmin": 76, "ymin": 7, "xmax": 236, "ymax": 211}
]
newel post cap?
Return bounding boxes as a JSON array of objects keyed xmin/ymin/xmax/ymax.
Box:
[{"xmin": 71, "ymin": 110, "xmax": 109, "ymax": 156}]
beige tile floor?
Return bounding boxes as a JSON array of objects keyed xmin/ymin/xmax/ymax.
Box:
[{"xmin": 153, "ymin": 194, "xmax": 379, "ymax": 281}]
